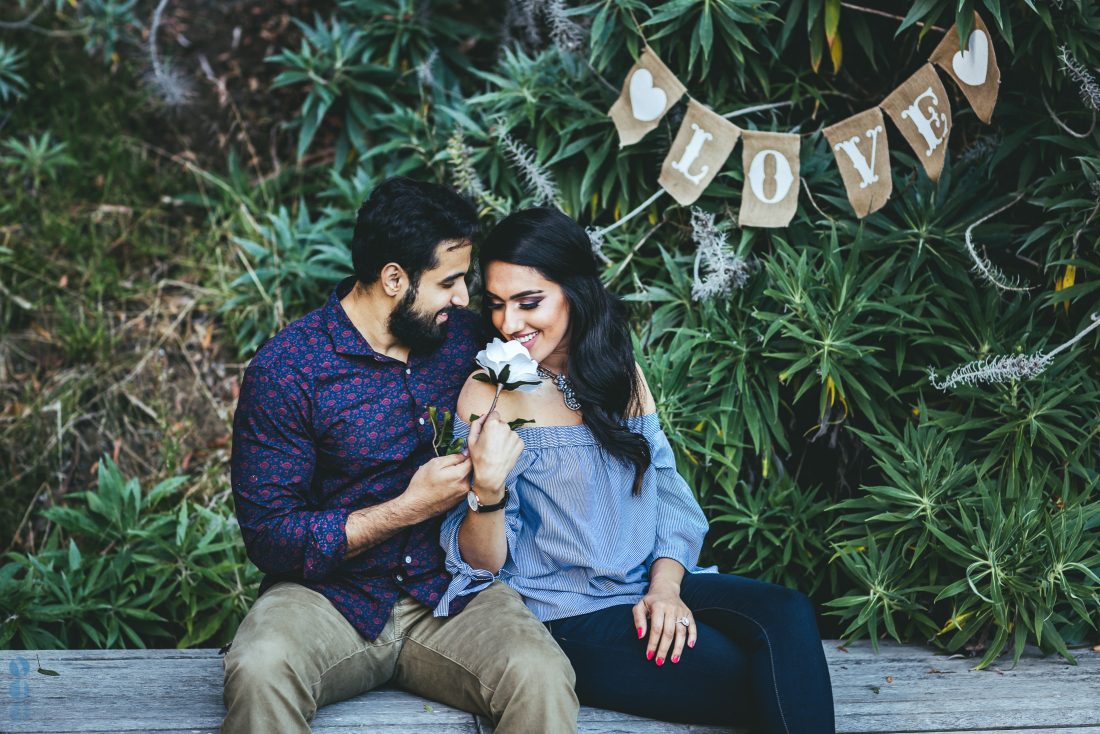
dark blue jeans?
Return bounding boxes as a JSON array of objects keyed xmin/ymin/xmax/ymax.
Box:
[{"xmin": 544, "ymin": 573, "xmax": 835, "ymax": 733}]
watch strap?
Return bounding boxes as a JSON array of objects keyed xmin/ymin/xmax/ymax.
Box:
[{"xmin": 470, "ymin": 487, "xmax": 509, "ymax": 513}]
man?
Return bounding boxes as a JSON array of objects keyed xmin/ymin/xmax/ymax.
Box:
[{"xmin": 223, "ymin": 177, "xmax": 577, "ymax": 733}]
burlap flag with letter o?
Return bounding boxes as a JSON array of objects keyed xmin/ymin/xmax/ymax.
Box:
[
  {"xmin": 881, "ymin": 64, "xmax": 952, "ymax": 182},
  {"xmin": 608, "ymin": 46, "xmax": 687, "ymax": 148},
  {"xmin": 930, "ymin": 13, "xmax": 1000, "ymax": 123},
  {"xmin": 738, "ymin": 130, "xmax": 801, "ymax": 228},
  {"xmin": 657, "ymin": 99, "xmax": 741, "ymax": 206},
  {"xmin": 824, "ymin": 107, "xmax": 892, "ymax": 218}
]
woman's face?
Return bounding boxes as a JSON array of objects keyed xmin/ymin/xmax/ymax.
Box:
[{"xmin": 484, "ymin": 261, "xmax": 571, "ymax": 370}]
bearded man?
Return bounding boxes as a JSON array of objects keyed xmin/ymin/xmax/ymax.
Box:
[{"xmin": 222, "ymin": 177, "xmax": 577, "ymax": 733}]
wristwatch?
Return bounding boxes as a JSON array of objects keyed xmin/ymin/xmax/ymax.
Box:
[{"xmin": 467, "ymin": 487, "xmax": 509, "ymax": 513}]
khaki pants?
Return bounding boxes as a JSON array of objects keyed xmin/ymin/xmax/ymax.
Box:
[{"xmin": 221, "ymin": 580, "xmax": 577, "ymax": 734}]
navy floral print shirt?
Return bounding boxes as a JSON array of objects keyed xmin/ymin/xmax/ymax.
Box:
[{"xmin": 230, "ymin": 276, "xmax": 483, "ymax": 640}]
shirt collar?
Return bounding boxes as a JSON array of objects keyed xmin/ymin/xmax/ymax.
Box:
[{"xmin": 324, "ymin": 276, "xmax": 391, "ymax": 359}]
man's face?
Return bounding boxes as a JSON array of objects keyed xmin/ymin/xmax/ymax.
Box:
[{"xmin": 388, "ymin": 240, "xmax": 472, "ymax": 352}]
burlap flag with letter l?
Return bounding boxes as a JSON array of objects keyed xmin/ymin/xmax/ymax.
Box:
[{"xmin": 658, "ymin": 99, "xmax": 741, "ymax": 206}]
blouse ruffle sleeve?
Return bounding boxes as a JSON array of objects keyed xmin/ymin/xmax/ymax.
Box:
[
  {"xmin": 637, "ymin": 415, "xmax": 710, "ymax": 572},
  {"xmin": 433, "ymin": 416, "xmax": 532, "ymax": 616}
]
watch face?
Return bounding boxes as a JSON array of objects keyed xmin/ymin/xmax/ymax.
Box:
[{"xmin": 467, "ymin": 490, "xmax": 479, "ymax": 512}]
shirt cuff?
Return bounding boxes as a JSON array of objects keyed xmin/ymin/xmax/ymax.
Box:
[
  {"xmin": 302, "ymin": 508, "xmax": 352, "ymax": 581},
  {"xmin": 650, "ymin": 539, "xmax": 701, "ymax": 576},
  {"xmin": 434, "ymin": 516, "xmax": 502, "ymax": 616}
]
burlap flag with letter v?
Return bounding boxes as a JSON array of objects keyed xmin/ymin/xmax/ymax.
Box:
[{"xmin": 824, "ymin": 107, "xmax": 892, "ymax": 218}]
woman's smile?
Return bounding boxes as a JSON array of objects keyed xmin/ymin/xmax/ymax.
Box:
[{"xmin": 514, "ymin": 330, "xmax": 539, "ymax": 351}]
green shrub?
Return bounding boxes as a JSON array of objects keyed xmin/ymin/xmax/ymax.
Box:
[
  {"xmin": 249, "ymin": 0, "xmax": 1100, "ymax": 664},
  {"xmin": 0, "ymin": 458, "xmax": 260, "ymax": 649}
]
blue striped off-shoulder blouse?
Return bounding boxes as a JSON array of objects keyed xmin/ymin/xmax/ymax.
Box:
[{"xmin": 433, "ymin": 411, "xmax": 716, "ymax": 622}]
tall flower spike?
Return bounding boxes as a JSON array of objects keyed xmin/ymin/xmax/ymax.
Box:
[
  {"xmin": 146, "ymin": 0, "xmax": 194, "ymax": 107},
  {"xmin": 963, "ymin": 195, "xmax": 1033, "ymax": 293},
  {"xmin": 540, "ymin": 0, "xmax": 585, "ymax": 52},
  {"xmin": 447, "ymin": 129, "xmax": 509, "ymax": 214},
  {"xmin": 928, "ymin": 353, "xmax": 1054, "ymax": 391},
  {"xmin": 585, "ymin": 226, "xmax": 611, "ymax": 265},
  {"xmin": 495, "ymin": 126, "xmax": 560, "ymax": 206},
  {"xmin": 447, "ymin": 129, "xmax": 487, "ymax": 199},
  {"xmin": 690, "ymin": 208, "xmax": 750, "ymax": 302},
  {"xmin": 1058, "ymin": 46, "xmax": 1100, "ymax": 111},
  {"xmin": 416, "ymin": 49, "xmax": 438, "ymax": 89},
  {"xmin": 929, "ymin": 312, "xmax": 1100, "ymax": 391}
]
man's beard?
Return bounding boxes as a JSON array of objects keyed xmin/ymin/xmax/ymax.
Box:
[{"xmin": 388, "ymin": 285, "xmax": 449, "ymax": 353}]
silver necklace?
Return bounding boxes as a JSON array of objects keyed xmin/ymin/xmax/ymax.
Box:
[{"xmin": 537, "ymin": 365, "xmax": 581, "ymax": 411}]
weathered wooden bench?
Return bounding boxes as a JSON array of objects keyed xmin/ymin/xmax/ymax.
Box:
[{"xmin": 2, "ymin": 640, "xmax": 1098, "ymax": 733}]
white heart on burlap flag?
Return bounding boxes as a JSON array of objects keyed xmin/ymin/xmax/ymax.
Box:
[
  {"xmin": 930, "ymin": 13, "xmax": 1000, "ymax": 123},
  {"xmin": 608, "ymin": 47, "xmax": 687, "ymax": 147}
]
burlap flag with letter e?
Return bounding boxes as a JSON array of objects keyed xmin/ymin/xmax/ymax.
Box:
[
  {"xmin": 608, "ymin": 46, "xmax": 687, "ymax": 147},
  {"xmin": 930, "ymin": 13, "xmax": 1000, "ymax": 123},
  {"xmin": 657, "ymin": 99, "xmax": 741, "ymax": 206},
  {"xmin": 881, "ymin": 64, "xmax": 952, "ymax": 182},
  {"xmin": 738, "ymin": 130, "xmax": 801, "ymax": 228},
  {"xmin": 824, "ymin": 107, "xmax": 892, "ymax": 218}
]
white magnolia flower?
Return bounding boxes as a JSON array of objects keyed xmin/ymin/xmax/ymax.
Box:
[{"xmin": 474, "ymin": 338, "xmax": 541, "ymax": 392}]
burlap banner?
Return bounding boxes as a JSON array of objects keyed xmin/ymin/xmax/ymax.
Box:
[
  {"xmin": 608, "ymin": 46, "xmax": 687, "ymax": 148},
  {"xmin": 738, "ymin": 130, "xmax": 800, "ymax": 228},
  {"xmin": 881, "ymin": 64, "xmax": 952, "ymax": 182},
  {"xmin": 824, "ymin": 107, "xmax": 892, "ymax": 218},
  {"xmin": 600, "ymin": 13, "xmax": 1000, "ymax": 226},
  {"xmin": 930, "ymin": 13, "xmax": 1000, "ymax": 123},
  {"xmin": 658, "ymin": 99, "xmax": 741, "ymax": 206}
]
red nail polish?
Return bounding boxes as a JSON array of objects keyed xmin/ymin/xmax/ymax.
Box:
[
  {"xmin": 637, "ymin": 627, "xmax": 644, "ymax": 639},
  {"xmin": 672, "ymin": 655, "xmax": 679, "ymax": 664},
  {"xmin": 656, "ymin": 657, "xmax": 664, "ymax": 666},
  {"xmin": 646, "ymin": 650, "xmax": 654, "ymax": 660},
  {"xmin": 688, "ymin": 640, "xmax": 695, "ymax": 648}
]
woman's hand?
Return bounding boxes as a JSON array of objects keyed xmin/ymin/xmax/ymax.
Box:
[
  {"xmin": 465, "ymin": 411, "xmax": 524, "ymax": 500},
  {"xmin": 632, "ymin": 582, "xmax": 697, "ymax": 666}
]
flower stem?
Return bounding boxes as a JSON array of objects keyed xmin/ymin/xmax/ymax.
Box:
[{"xmin": 486, "ymin": 383, "xmax": 504, "ymax": 417}]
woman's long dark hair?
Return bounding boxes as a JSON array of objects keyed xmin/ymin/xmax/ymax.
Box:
[{"xmin": 479, "ymin": 207, "xmax": 651, "ymax": 493}]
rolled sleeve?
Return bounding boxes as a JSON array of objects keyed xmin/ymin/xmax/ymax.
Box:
[
  {"xmin": 434, "ymin": 502, "xmax": 501, "ymax": 615},
  {"xmin": 644, "ymin": 422, "xmax": 709, "ymax": 572},
  {"xmin": 434, "ymin": 417, "xmax": 527, "ymax": 616},
  {"xmin": 231, "ymin": 365, "xmax": 348, "ymax": 581}
]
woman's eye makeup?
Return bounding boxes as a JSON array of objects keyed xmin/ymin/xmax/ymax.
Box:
[{"xmin": 487, "ymin": 299, "xmax": 542, "ymax": 310}]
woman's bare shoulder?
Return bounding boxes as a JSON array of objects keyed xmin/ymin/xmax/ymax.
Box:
[{"xmin": 455, "ymin": 370, "xmax": 529, "ymax": 424}]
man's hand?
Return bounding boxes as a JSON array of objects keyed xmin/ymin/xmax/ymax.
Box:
[
  {"xmin": 398, "ymin": 453, "xmax": 473, "ymax": 518},
  {"xmin": 344, "ymin": 453, "xmax": 471, "ymax": 560},
  {"xmin": 466, "ymin": 411, "xmax": 524, "ymax": 500}
]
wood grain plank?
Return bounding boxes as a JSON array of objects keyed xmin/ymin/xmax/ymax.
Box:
[{"xmin": 1, "ymin": 642, "xmax": 1097, "ymax": 734}]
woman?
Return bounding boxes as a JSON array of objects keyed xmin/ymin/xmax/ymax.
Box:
[{"xmin": 433, "ymin": 207, "xmax": 835, "ymax": 733}]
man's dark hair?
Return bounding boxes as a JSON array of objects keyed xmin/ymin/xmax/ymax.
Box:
[{"xmin": 351, "ymin": 177, "xmax": 479, "ymax": 287}]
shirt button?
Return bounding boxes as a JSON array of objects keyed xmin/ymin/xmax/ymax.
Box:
[
  {"xmin": 395, "ymin": 573, "xmax": 404, "ymax": 582},
  {"xmin": 404, "ymin": 555, "xmax": 413, "ymax": 564},
  {"xmin": 418, "ymin": 417, "xmax": 425, "ymax": 425},
  {"xmin": 405, "ymin": 368, "xmax": 411, "ymax": 375}
]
